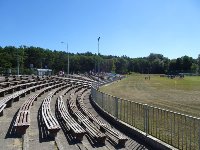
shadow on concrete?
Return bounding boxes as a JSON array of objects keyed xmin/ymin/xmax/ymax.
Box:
[
  {"xmin": 55, "ymin": 101, "xmax": 80, "ymax": 145},
  {"xmin": 37, "ymin": 104, "xmax": 54, "ymax": 142},
  {"xmin": 5, "ymin": 109, "xmax": 22, "ymax": 139},
  {"xmin": 84, "ymin": 133, "xmax": 106, "ymax": 148},
  {"xmin": 105, "ymin": 135, "xmax": 127, "ymax": 149}
]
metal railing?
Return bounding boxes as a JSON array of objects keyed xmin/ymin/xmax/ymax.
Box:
[{"xmin": 91, "ymin": 82, "xmax": 200, "ymax": 150}]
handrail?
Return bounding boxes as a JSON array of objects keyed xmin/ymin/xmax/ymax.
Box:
[{"xmin": 91, "ymin": 81, "xmax": 200, "ymax": 150}]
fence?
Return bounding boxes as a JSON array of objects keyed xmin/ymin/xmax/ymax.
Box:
[{"xmin": 91, "ymin": 83, "xmax": 200, "ymax": 150}]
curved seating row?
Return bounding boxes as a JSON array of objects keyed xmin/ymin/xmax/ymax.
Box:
[
  {"xmin": 0, "ymin": 77, "xmax": 34, "ymax": 88},
  {"xmin": 0, "ymin": 81, "xmax": 37, "ymax": 97},
  {"xmin": 4, "ymin": 75, "xmax": 127, "ymax": 147},
  {"xmin": 0, "ymin": 77, "xmax": 58, "ymax": 97},
  {"xmin": 66, "ymin": 74, "xmax": 94, "ymax": 83},
  {"xmin": 77, "ymin": 90, "xmax": 128, "ymax": 147},
  {"xmin": 56, "ymin": 96, "xmax": 86, "ymax": 141},
  {"xmin": 55, "ymin": 76, "xmax": 92, "ymax": 89},
  {"xmin": 14, "ymin": 94, "xmax": 38, "ymax": 134},
  {"xmin": 14, "ymin": 81, "xmax": 66, "ymax": 134},
  {"xmin": 41, "ymin": 83, "xmax": 69, "ymax": 137},
  {"xmin": 67, "ymin": 86, "xmax": 107, "ymax": 144},
  {"xmin": 0, "ymin": 76, "xmax": 60, "ymax": 96},
  {"xmin": 0, "ymin": 80, "xmax": 64, "ymax": 117}
]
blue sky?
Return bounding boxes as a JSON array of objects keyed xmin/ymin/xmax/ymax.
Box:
[{"xmin": 0, "ymin": 0, "xmax": 200, "ymax": 59}]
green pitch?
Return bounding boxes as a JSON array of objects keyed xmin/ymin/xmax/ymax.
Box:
[{"xmin": 100, "ymin": 74, "xmax": 200, "ymax": 117}]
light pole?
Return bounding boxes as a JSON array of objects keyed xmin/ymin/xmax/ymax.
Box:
[
  {"xmin": 98, "ymin": 37, "xmax": 100, "ymax": 88},
  {"xmin": 61, "ymin": 42, "xmax": 69, "ymax": 75},
  {"xmin": 17, "ymin": 48, "xmax": 19, "ymax": 75},
  {"xmin": 67, "ymin": 43, "xmax": 69, "ymax": 75}
]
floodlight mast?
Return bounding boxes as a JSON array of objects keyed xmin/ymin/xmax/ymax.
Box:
[
  {"xmin": 98, "ymin": 37, "xmax": 100, "ymax": 88},
  {"xmin": 61, "ymin": 41, "xmax": 69, "ymax": 75},
  {"xmin": 17, "ymin": 48, "xmax": 19, "ymax": 75},
  {"xmin": 67, "ymin": 43, "xmax": 69, "ymax": 75}
]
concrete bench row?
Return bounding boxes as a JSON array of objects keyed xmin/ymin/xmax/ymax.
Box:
[
  {"xmin": 60, "ymin": 80, "xmax": 128, "ymax": 147},
  {"xmin": 0, "ymin": 82, "xmax": 37, "ymax": 97},
  {"xmin": 65, "ymin": 74, "xmax": 94, "ymax": 83},
  {"xmin": 55, "ymin": 82, "xmax": 104, "ymax": 143},
  {"xmin": 0, "ymin": 77, "xmax": 57, "ymax": 97},
  {"xmin": 14, "ymin": 82, "xmax": 66, "ymax": 134},
  {"xmin": 0, "ymin": 80, "xmax": 64, "ymax": 117},
  {"xmin": 41, "ymin": 83, "xmax": 70, "ymax": 137},
  {"xmin": 0, "ymin": 75, "xmax": 60, "ymax": 88},
  {"xmin": 55, "ymin": 77, "xmax": 92, "ymax": 88},
  {"xmin": 40, "ymin": 83, "xmax": 87, "ymax": 139},
  {"xmin": 67, "ymin": 87, "xmax": 107, "ymax": 144},
  {"xmin": 14, "ymin": 94, "xmax": 38, "ymax": 134},
  {"xmin": 0, "ymin": 77, "xmax": 64, "ymax": 97},
  {"xmin": 77, "ymin": 90, "xmax": 128, "ymax": 147},
  {"xmin": 56, "ymin": 96, "xmax": 86, "ymax": 141}
]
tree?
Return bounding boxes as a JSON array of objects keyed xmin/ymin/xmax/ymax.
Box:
[
  {"xmin": 115, "ymin": 57, "xmax": 128, "ymax": 74},
  {"xmin": 182, "ymin": 56, "xmax": 193, "ymax": 72},
  {"xmin": 111, "ymin": 59, "xmax": 116, "ymax": 73},
  {"xmin": 169, "ymin": 59, "xmax": 176, "ymax": 74},
  {"xmin": 176, "ymin": 58, "xmax": 182, "ymax": 72},
  {"xmin": 198, "ymin": 54, "xmax": 200, "ymax": 74},
  {"xmin": 191, "ymin": 63, "xmax": 198, "ymax": 73},
  {"xmin": 0, "ymin": 45, "xmax": 198, "ymax": 75},
  {"xmin": 151, "ymin": 58, "xmax": 165, "ymax": 73}
]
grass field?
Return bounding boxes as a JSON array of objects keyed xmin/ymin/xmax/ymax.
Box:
[{"xmin": 100, "ymin": 74, "xmax": 200, "ymax": 117}]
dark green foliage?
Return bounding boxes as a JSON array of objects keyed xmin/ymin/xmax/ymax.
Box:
[
  {"xmin": 198, "ymin": 54, "xmax": 200, "ymax": 74},
  {"xmin": 0, "ymin": 46, "xmax": 198, "ymax": 75}
]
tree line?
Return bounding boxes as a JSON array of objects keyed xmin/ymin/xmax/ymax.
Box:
[{"xmin": 0, "ymin": 46, "xmax": 200, "ymax": 75}]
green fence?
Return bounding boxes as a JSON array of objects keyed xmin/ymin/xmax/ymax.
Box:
[{"xmin": 91, "ymin": 83, "xmax": 200, "ymax": 150}]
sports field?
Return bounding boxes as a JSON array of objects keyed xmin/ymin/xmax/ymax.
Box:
[{"xmin": 100, "ymin": 74, "xmax": 200, "ymax": 117}]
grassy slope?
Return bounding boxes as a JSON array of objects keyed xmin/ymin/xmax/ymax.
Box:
[{"xmin": 100, "ymin": 74, "xmax": 200, "ymax": 117}]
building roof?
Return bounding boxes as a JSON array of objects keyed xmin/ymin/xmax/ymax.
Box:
[{"xmin": 37, "ymin": 69, "xmax": 52, "ymax": 72}]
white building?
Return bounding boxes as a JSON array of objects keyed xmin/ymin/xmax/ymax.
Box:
[{"xmin": 36, "ymin": 69, "xmax": 52, "ymax": 76}]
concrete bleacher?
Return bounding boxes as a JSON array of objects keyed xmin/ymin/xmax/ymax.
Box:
[{"xmin": 0, "ymin": 75, "xmax": 154, "ymax": 150}]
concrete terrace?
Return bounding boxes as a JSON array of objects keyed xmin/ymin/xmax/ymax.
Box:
[{"xmin": 0, "ymin": 75, "xmax": 152, "ymax": 150}]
